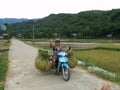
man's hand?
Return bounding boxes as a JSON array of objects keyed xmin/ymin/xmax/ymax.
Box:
[
  {"xmin": 50, "ymin": 38, "xmax": 53, "ymax": 42},
  {"xmin": 50, "ymin": 38, "xmax": 53, "ymax": 48},
  {"xmin": 101, "ymin": 84, "xmax": 111, "ymax": 90},
  {"xmin": 66, "ymin": 47, "xmax": 71, "ymax": 52},
  {"xmin": 95, "ymin": 83, "xmax": 112, "ymax": 90}
]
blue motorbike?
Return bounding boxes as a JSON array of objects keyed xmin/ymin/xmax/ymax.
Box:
[{"xmin": 50, "ymin": 51, "xmax": 70, "ymax": 81}]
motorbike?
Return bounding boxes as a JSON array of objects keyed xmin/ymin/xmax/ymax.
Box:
[{"xmin": 50, "ymin": 50, "xmax": 70, "ymax": 81}]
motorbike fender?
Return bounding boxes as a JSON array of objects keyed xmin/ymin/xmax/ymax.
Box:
[{"xmin": 62, "ymin": 63, "xmax": 69, "ymax": 69}]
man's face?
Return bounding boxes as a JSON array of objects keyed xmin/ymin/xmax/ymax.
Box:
[{"xmin": 55, "ymin": 42, "xmax": 60, "ymax": 46}]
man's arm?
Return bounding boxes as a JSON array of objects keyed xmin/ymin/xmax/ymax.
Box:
[
  {"xmin": 66, "ymin": 47, "xmax": 71, "ymax": 52},
  {"xmin": 50, "ymin": 39, "xmax": 53, "ymax": 48}
]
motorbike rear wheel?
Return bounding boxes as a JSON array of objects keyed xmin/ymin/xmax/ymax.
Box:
[{"xmin": 62, "ymin": 67, "xmax": 70, "ymax": 81}]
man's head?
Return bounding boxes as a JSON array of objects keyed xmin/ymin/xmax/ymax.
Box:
[{"xmin": 55, "ymin": 39, "xmax": 60, "ymax": 46}]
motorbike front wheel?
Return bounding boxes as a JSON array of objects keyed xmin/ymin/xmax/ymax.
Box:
[{"xmin": 62, "ymin": 67, "xmax": 70, "ymax": 81}]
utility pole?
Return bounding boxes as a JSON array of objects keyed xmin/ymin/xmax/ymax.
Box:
[{"xmin": 33, "ymin": 24, "xmax": 34, "ymax": 39}]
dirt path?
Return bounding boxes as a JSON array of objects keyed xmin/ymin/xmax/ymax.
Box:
[
  {"xmin": 5, "ymin": 40, "xmax": 120, "ymax": 90},
  {"xmin": 33, "ymin": 42, "xmax": 101, "ymax": 49}
]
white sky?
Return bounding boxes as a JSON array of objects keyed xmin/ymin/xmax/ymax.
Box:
[{"xmin": 0, "ymin": 0, "xmax": 120, "ymax": 19}]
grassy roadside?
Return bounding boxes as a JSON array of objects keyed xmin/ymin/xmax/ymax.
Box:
[
  {"xmin": 0, "ymin": 40, "xmax": 10, "ymax": 90},
  {"xmin": 0, "ymin": 52, "xmax": 8, "ymax": 90}
]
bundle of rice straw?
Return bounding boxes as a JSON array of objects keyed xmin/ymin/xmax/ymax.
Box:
[
  {"xmin": 35, "ymin": 49, "xmax": 52, "ymax": 71},
  {"xmin": 67, "ymin": 50, "xmax": 78, "ymax": 68}
]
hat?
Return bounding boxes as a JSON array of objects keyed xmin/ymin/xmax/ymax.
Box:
[{"xmin": 55, "ymin": 39, "xmax": 60, "ymax": 43}]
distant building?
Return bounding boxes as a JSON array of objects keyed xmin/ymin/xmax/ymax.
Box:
[
  {"xmin": 0, "ymin": 36, "xmax": 3, "ymax": 39},
  {"xmin": 106, "ymin": 34, "xmax": 112, "ymax": 39},
  {"xmin": 72, "ymin": 33, "xmax": 77, "ymax": 38},
  {"xmin": 2, "ymin": 33, "xmax": 8, "ymax": 39},
  {"xmin": 17, "ymin": 33, "xmax": 22, "ymax": 38}
]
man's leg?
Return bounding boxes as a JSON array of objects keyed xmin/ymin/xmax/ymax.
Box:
[{"xmin": 52, "ymin": 58, "xmax": 56, "ymax": 70}]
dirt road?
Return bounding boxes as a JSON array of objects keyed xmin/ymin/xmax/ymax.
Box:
[
  {"xmin": 33, "ymin": 42, "xmax": 100, "ymax": 49},
  {"xmin": 5, "ymin": 40, "xmax": 120, "ymax": 90}
]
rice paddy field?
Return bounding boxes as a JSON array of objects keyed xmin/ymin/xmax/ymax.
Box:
[
  {"xmin": 96, "ymin": 44, "xmax": 120, "ymax": 51},
  {"xmin": 74, "ymin": 44, "xmax": 120, "ymax": 84},
  {"xmin": 74, "ymin": 50, "xmax": 120, "ymax": 72}
]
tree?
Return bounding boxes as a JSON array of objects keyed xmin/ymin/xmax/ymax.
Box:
[
  {"xmin": 10, "ymin": 9, "xmax": 120, "ymax": 39},
  {"xmin": 0, "ymin": 26, "xmax": 3, "ymax": 35},
  {"xmin": 4, "ymin": 23, "xmax": 14, "ymax": 38}
]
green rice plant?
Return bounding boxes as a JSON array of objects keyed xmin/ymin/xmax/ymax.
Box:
[
  {"xmin": 74, "ymin": 50, "xmax": 120, "ymax": 72},
  {"xmin": 96, "ymin": 44, "xmax": 120, "ymax": 51},
  {"xmin": 74, "ymin": 49, "xmax": 120, "ymax": 84}
]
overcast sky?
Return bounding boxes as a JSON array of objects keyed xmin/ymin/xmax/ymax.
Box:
[{"xmin": 0, "ymin": 0, "xmax": 120, "ymax": 19}]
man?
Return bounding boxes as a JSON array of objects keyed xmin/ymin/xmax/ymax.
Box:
[{"xmin": 50, "ymin": 39, "xmax": 62, "ymax": 71}]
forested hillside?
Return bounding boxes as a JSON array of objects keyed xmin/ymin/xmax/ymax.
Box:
[{"xmin": 10, "ymin": 9, "xmax": 120, "ymax": 39}]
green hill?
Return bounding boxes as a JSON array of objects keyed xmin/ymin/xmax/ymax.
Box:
[
  {"xmin": 11, "ymin": 9, "xmax": 120, "ymax": 39},
  {"xmin": 0, "ymin": 18, "xmax": 28, "ymax": 26}
]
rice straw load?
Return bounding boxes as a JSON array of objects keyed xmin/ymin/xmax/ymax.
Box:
[
  {"xmin": 35, "ymin": 48, "xmax": 78, "ymax": 71},
  {"xmin": 35, "ymin": 49, "xmax": 52, "ymax": 72},
  {"xmin": 67, "ymin": 50, "xmax": 78, "ymax": 68}
]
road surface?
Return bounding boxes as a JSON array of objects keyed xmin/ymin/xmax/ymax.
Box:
[{"xmin": 5, "ymin": 39, "xmax": 120, "ymax": 90}]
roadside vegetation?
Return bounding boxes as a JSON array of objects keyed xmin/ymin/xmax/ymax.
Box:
[{"xmin": 0, "ymin": 40, "xmax": 10, "ymax": 90}]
